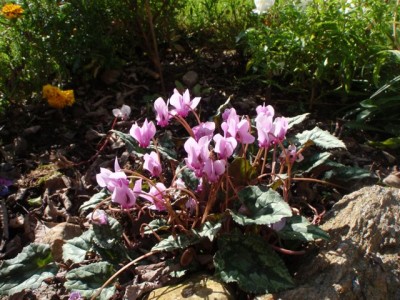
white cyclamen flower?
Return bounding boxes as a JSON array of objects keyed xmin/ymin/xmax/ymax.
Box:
[
  {"xmin": 253, "ymin": 0, "xmax": 275, "ymax": 14},
  {"xmin": 112, "ymin": 104, "xmax": 131, "ymax": 120}
]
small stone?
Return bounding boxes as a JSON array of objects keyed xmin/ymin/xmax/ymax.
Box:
[
  {"xmin": 383, "ymin": 172, "xmax": 400, "ymax": 188},
  {"xmin": 23, "ymin": 125, "xmax": 41, "ymax": 136},
  {"xmin": 182, "ymin": 71, "xmax": 199, "ymax": 88},
  {"xmin": 41, "ymin": 222, "xmax": 83, "ymax": 262},
  {"xmin": 146, "ymin": 274, "xmax": 234, "ymax": 300}
]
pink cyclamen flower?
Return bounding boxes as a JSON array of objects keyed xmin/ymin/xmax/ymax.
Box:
[
  {"xmin": 169, "ymin": 89, "xmax": 201, "ymax": 117},
  {"xmin": 96, "ymin": 157, "xmax": 124, "ymax": 188},
  {"xmin": 192, "ymin": 121, "xmax": 215, "ymax": 141},
  {"xmin": 86, "ymin": 209, "xmax": 108, "ymax": 225},
  {"xmin": 221, "ymin": 108, "xmax": 239, "ymax": 137},
  {"xmin": 68, "ymin": 291, "xmax": 82, "ymax": 300},
  {"xmin": 154, "ymin": 97, "xmax": 170, "ymax": 127},
  {"xmin": 271, "ymin": 117, "xmax": 288, "ymax": 144},
  {"xmin": 203, "ymin": 159, "xmax": 226, "ymax": 182},
  {"xmin": 185, "ymin": 197, "xmax": 197, "ymax": 214},
  {"xmin": 221, "ymin": 109, "xmax": 255, "ymax": 144},
  {"xmin": 96, "ymin": 158, "xmax": 143, "ymax": 209},
  {"xmin": 130, "ymin": 118, "xmax": 156, "ymax": 148},
  {"xmin": 112, "ymin": 104, "xmax": 131, "ymax": 120},
  {"xmin": 143, "ymin": 182, "xmax": 167, "ymax": 211},
  {"xmin": 184, "ymin": 136, "xmax": 210, "ymax": 177},
  {"xmin": 280, "ymin": 145, "xmax": 304, "ymax": 164},
  {"xmin": 143, "ymin": 151, "xmax": 162, "ymax": 177},
  {"xmin": 222, "ymin": 108, "xmax": 239, "ymax": 122},
  {"xmin": 111, "ymin": 178, "xmax": 143, "ymax": 209},
  {"xmin": 255, "ymin": 103, "xmax": 275, "ymax": 119},
  {"xmin": 236, "ymin": 119, "xmax": 255, "ymax": 144},
  {"xmin": 256, "ymin": 113, "xmax": 274, "ymax": 148},
  {"xmin": 213, "ymin": 133, "xmax": 237, "ymax": 159}
]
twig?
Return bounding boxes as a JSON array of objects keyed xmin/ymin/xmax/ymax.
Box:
[
  {"xmin": 90, "ymin": 250, "xmax": 160, "ymax": 300},
  {"xmin": 270, "ymin": 244, "xmax": 306, "ymax": 255}
]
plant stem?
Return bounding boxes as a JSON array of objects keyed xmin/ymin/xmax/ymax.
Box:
[
  {"xmin": 200, "ymin": 180, "xmax": 221, "ymax": 224},
  {"xmin": 291, "ymin": 177, "xmax": 346, "ymax": 190},
  {"xmin": 270, "ymin": 244, "xmax": 306, "ymax": 255},
  {"xmin": 90, "ymin": 250, "xmax": 160, "ymax": 300},
  {"xmin": 145, "ymin": 0, "xmax": 165, "ymax": 95}
]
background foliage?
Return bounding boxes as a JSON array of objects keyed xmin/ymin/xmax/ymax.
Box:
[
  {"xmin": 242, "ymin": 0, "xmax": 397, "ymax": 105},
  {"xmin": 1, "ymin": 0, "xmax": 400, "ymax": 139}
]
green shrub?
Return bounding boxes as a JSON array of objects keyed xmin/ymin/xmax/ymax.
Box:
[
  {"xmin": 346, "ymin": 73, "xmax": 400, "ymax": 149},
  {"xmin": 241, "ymin": 0, "xmax": 396, "ymax": 106},
  {"xmin": 0, "ymin": 0, "xmax": 184, "ymax": 107},
  {"xmin": 178, "ymin": 0, "xmax": 256, "ymax": 48}
]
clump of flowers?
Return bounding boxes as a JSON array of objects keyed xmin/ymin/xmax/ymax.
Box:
[
  {"xmin": 1, "ymin": 3, "xmax": 24, "ymax": 19},
  {"xmin": 84, "ymin": 88, "xmax": 349, "ymax": 296},
  {"xmin": 42, "ymin": 84, "xmax": 75, "ymax": 109}
]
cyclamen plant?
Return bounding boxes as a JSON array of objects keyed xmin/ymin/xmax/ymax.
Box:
[
  {"xmin": 0, "ymin": 88, "xmax": 355, "ymax": 299},
  {"xmin": 97, "ymin": 88, "xmax": 294, "ymax": 214},
  {"xmin": 84, "ymin": 88, "xmax": 346, "ymax": 296}
]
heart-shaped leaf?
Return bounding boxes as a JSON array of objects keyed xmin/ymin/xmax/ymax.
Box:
[
  {"xmin": 230, "ymin": 185, "xmax": 292, "ymax": 226},
  {"xmin": 214, "ymin": 233, "xmax": 294, "ymax": 294},
  {"xmin": 277, "ymin": 215, "xmax": 330, "ymax": 241},
  {"xmin": 0, "ymin": 243, "xmax": 57, "ymax": 296},
  {"xmin": 63, "ymin": 230, "xmax": 94, "ymax": 263},
  {"xmin": 65, "ymin": 261, "xmax": 115, "ymax": 300},
  {"xmin": 93, "ymin": 217, "xmax": 122, "ymax": 249}
]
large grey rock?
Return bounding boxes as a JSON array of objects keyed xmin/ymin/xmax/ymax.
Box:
[{"xmin": 259, "ymin": 185, "xmax": 400, "ymax": 300}]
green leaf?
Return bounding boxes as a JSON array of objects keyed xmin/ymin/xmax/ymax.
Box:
[
  {"xmin": 197, "ymin": 220, "xmax": 222, "ymax": 242},
  {"xmin": 143, "ymin": 218, "xmax": 170, "ymax": 235},
  {"xmin": 295, "ymin": 127, "xmax": 346, "ymax": 149},
  {"xmin": 111, "ymin": 130, "xmax": 145, "ymax": 156},
  {"xmin": 95, "ymin": 241, "xmax": 139, "ymax": 262},
  {"xmin": 79, "ymin": 190, "xmax": 109, "ymax": 214},
  {"xmin": 178, "ymin": 166, "xmax": 200, "ymax": 191},
  {"xmin": 63, "ymin": 230, "xmax": 94, "ymax": 263},
  {"xmin": 175, "ymin": 80, "xmax": 185, "ymax": 90},
  {"xmin": 151, "ymin": 221, "xmax": 222, "ymax": 252},
  {"xmin": 214, "ymin": 233, "xmax": 294, "ymax": 294},
  {"xmin": 27, "ymin": 196, "xmax": 42, "ymax": 207},
  {"xmin": 277, "ymin": 216, "xmax": 330, "ymax": 241},
  {"xmin": 212, "ymin": 96, "xmax": 232, "ymax": 122},
  {"xmin": 286, "ymin": 113, "xmax": 310, "ymax": 129},
  {"xmin": 93, "ymin": 217, "xmax": 122, "ymax": 249},
  {"xmin": 227, "ymin": 157, "xmax": 257, "ymax": 186},
  {"xmin": 368, "ymin": 137, "xmax": 400, "ymax": 149},
  {"xmin": 302, "ymin": 152, "xmax": 331, "ymax": 173},
  {"xmin": 151, "ymin": 233, "xmax": 201, "ymax": 252},
  {"xmin": 323, "ymin": 162, "xmax": 375, "ymax": 181},
  {"xmin": 64, "ymin": 261, "xmax": 115, "ymax": 300},
  {"xmin": 230, "ymin": 185, "xmax": 292, "ymax": 226},
  {"xmin": 149, "ymin": 132, "xmax": 178, "ymax": 162},
  {"xmin": 0, "ymin": 243, "xmax": 57, "ymax": 296}
]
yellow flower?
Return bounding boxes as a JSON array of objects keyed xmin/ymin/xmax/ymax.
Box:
[
  {"xmin": 42, "ymin": 84, "xmax": 75, "ymax": 109},
  {"xmin": 1, "ymin": 3, "xmax": 24, "ymax": 19}
]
